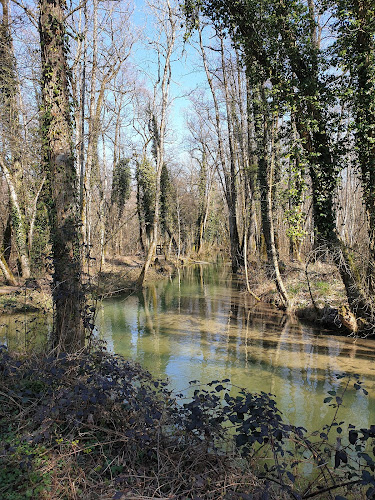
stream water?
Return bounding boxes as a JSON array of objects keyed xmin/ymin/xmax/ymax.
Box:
[
  {"xmin": 1, "ymin": 263, "xmax": 375, "ymax": 432},
  {"xmin": 97, "ymin": 263, "xmax": 375, "ymax": 432}
]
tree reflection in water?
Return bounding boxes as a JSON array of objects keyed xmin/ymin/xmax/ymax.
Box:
[{"xmin": 97, "ymin": 263, "xmax": 375, "ymax": 431}]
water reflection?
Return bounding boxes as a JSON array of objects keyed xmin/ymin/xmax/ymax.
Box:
[
  {"xmin": 97, "ymin": 263, "xmax": 375, "ymax": 432},
  {"xmin": 0, "ymin": 313, "xmax": 50, "ymax": 351}
]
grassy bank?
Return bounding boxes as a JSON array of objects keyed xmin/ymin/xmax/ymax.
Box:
[
  {"xmin": 0, "ymin": 283, "xmax": 52, "ymax": 316},
  {"xmin": 242, "ymin": 259, "xmax": 355, "ymax": 333}
]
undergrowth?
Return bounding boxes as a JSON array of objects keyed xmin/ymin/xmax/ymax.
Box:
[{"xmin": 0, "ymin": 343, "xmax": 374, "ymax": 499}]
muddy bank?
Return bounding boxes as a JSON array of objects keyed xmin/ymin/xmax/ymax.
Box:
[
  {"xmin": 0, "ymin": 257, "xmax": 362, "ymax": 336},
  {"xmin": 0, "ymin": 256, "xmax": 179, "ymax": 315},
  {"xmin": 244, "ymin": 260, "xmax": 360, "ymax": 334},
  {"xmin": 0, "ymin": 279, "xmax": 52, "ymax": 315},
  {"xmin": 92, "ymin": 255, "xmax": 178, "ymax": 297}
]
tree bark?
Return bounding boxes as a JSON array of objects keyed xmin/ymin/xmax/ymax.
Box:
[
  {"xmin": 39, "ymin": 0, "xmax": 84, "ymax": 351},
  {"xmin": 0, "ymin": 250, "xmax": 17, "ymax": 286},
  {"xmin": 137, "ymin": 0, "xmax": 176, "ymax": 287},
  {"xmin": 0, "ymin": 156, "xmax": 31, "ymax": 278},
  {"xmin": 349, "ymin": 0, "xmax": 375, "ymax": 289},
  {"xmin": 253, "ymin": 79, "xmax": 289, "ymax": 309},
  {"xmin": 0, "ymin": 0, "xmax": 31, "ymax": 278},
  {"xmin": 219, "ymin": 36, "xmax": 243, "ymax": 272},
  {"xmin": 28, "ymin": 176, "xmax": 46, "ymax": 254}
]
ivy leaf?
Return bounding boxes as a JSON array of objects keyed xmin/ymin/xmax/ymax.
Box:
[{"xmin": 349, "ymin": 430, "xmax": 358, "ymax": 444}]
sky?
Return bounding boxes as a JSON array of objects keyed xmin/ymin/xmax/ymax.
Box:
[{"xmin": 131, "ymin": 0, "xmax": 209, "ymax": 156}]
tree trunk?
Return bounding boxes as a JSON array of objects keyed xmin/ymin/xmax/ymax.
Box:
[
  {"xmin": 0, "ymin": 0, "xmax": 31, "ymax": 278},
  {"xmin": 220, "ymin": 36, "xmax": 243, "ymax": 272},
  {"xmin": 39, "ymin": 0, "xmax": 84, "ymax": 351},
  {"xmin": 2, "ymin": 209, "xmax": 11, "ymax": 264},
  {"xmin": 253, "ymin": 79, "xmax": 289, "ymax": 309},
  {"xmin": 28, "ymin": 176, "xmax": 46, "ymax": 254},
  {"xmin": 0, "ymin": 249, "xmax": 17, "ymax": 285},
  {"xmin": 199, "ymin": 27, "xmax": 240, "ymax": 271},
  {"xmin": 137, "ymin": 0, "xmax": 175, "ymax": 287},
  {"xmin": 0, "ymin": 156, "xmax": 31, "ymax": 278},
  {"xmin": 288, "ymin": 24, "xmax": 375, "ymax": 329},
  {"xmin": 349, "ymin": 0, "xmax": 375, "ymax": 290},
  {"xmin": 81, "ymin": 0, "xmax": 98, "ymax": 250}
]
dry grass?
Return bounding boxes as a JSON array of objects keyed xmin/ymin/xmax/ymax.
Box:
[{"xmin": 0, "ymin": 346, "xmax": 268, "ymax": 500}]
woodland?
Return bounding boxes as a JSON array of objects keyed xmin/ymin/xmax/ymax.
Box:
[
  {"xmin": 1, "ymin": 1, "xmax": 375, "ymax": 498},
  {"xmin": 0, "ymin": 0, "xmax": 375, "ymax": 347}
]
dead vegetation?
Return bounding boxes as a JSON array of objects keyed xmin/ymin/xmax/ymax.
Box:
[
  {"xmin": 0, "ymin": 344, "xmax": 266, "ymax": 500},
  {"xmin": 1, "ymin": 344, "xmax": 374, "ymax": 500}
]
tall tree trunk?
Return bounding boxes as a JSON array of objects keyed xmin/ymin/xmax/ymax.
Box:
[
  {"xmin": 195, "ymin": 154, "xmax": 211, "ymax": 254},
  {"xmin": 349, "ymin": 0, "xmax": 375, "ymax": 290},
  {"xmin": 137, "ymin": 0, "xmax": 176, "ymax": 287},
  {"xmin": 2, "ymin": 209, "xmax": 11, "ymax": 264},
  {"xmin": 253, "ymin": 79, "xmax": 289, "ymax": 309},
  {"xmin": 0, "ymin": 0, "xmax": 31, "ymax": 278},
  {"xmin": 28, "ymin": 176, "xmax": 46, "ymax": 254},
  {"xmin": 0, "ymin": 249, "xmax": 17, "ymax": 285},
  {"xmin": 287, "ymin": 20, "xmax": 375, "ymax": 328},
  {"xmin": 0, "ymin": 156, "xmax": 31, "ymax": 278},
  {"xmin": 220, "ymin": 36, "xmax": 243, "ymax": 272},
  {"xmin": 39, "ymin": 0, "xmax": 84, "ymax": 351},
  {"xmin": 81, "ymin": 0, "xmax": 98, "ymax": 250}
]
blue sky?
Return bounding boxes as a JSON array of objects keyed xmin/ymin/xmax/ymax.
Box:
[{"xmin": 131, "ymin": 0, "xmax": 208, "ymax": 152}]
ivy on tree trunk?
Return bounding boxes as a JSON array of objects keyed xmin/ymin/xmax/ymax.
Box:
[{"xmin": 39, "ymin": 0, "xmax": 84, "ymax": 351}]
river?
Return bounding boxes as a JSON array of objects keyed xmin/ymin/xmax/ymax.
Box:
[
  {"xmin": 1, "ymin": 263, "xmax": 375, "ymax": 432},
  {"xmin": 96, "ymin": 263, "xmax": 375, "ymax": 433}
]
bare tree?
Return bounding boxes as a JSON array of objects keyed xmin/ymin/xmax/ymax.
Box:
[{"xmin": 137, "ymin": 0, "xmax": 177, "ymax": 286}]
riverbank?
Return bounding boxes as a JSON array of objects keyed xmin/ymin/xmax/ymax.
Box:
[
  {"xmin": 0, "ymin": 256, "xmax": 355, "ymax": 334},
  {"xmin": 1, "ymin": 344, "xmax": 373, "ymax": 500},
  {"xmin": 0, "ymin": 280, "xmax": 52, "ymax": 315},
  {"xmin": 242, "ymin": 259, "xmax": 356, "ymax": 333},
  {"xmin": 1, "ymin": 261, "xmax": 375, "ymax": 498},
  {"xmin": 92, "ymin": 255, "xmax": 178, "ymax": 298},
  {"xmin": 0, "ymin": 255, "xmax": 177, "ymax": 315},
  {"xmin": 0, "ymin": 345, "xmax": 264, "ymax": 499}
]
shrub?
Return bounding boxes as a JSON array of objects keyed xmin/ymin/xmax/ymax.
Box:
[{"xmin": 0, "ymin": 344, "xmax": 374, "ymax": 499}]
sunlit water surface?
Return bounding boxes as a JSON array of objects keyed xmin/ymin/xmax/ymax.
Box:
[
  {"xmin": 1, "ymin": 264, "xmax": 375, "ymax": 432},
  {"xmin": 96, "ymin": 264, "xmax": 375, "ymax": 432}
]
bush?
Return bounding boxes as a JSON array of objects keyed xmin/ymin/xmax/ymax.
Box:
[{"xmin": 0, "ymin": 344, "xmax": 374, "ymax": 499}]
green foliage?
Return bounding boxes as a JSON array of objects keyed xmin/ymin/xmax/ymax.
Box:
[
  {"xmin": 149, "ymin": 112, "xmax": 160, "ymax": 163},
  {"xmin": 111, "ymin": 158, "xmax": 131, "ymax": 218},
  {"xmin": 160, "ymin": 163, "xmax": 176, "ymax": 234},
  {"xmin": 333, "ymin": 0, "xmax": 375, "ymax": 252},
  {"xmin": 0, "ymin": 436, "xmax": 51, "ymax": 500},
  {"xmin": 136, "ymin": 157, "xmax": 156, "ymax": 234},
  {"xmin": 315, "ymin": 280, "xmax": 330, "ymax": 294}
]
